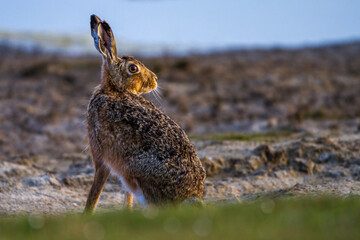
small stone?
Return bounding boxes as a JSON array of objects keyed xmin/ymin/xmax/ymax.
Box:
[
  {"xmin": 317, "ymin": 153, "xmax": 343, "ymax": 163},
  {"xmin": 323, "ymin": 169, "xmax": 346, "ymax": 178},
  {"xmin": 62, "ymin": 175, "xmax": 93, "ymax": 188},
  {"xmin": 233, "ymin": 163, "xmax": 243, "ymax": 171},
  {"xmin": 292, "ymin": 158, "xmax": 315, "ymax": 174},
  {"xmin": 273, "ymin": 150, "xmax": 287, "ymax": 166},
  {"xmin": 351, "ymin": 166, "xmax": 360, "ymax": 180},
  {"xmin": 316, "ymin": 137, "xmax": 333, "ymax": 145},
  {"xmin": 253, "ymin": 144, "xmax": 273, "ymax": 162},
  {"xmin": 248, "ymin": 156, "xmax": 264, "ymax": 170},
  {"xmin": 200, "ymin": 157, "xmax": 224, "ymax": 177},
  {"xmin": 314, "ymin": 164, "xmax": 325, "ymax": 173},
  {"xmin": 252, "ymin": 168, "xmax": 267, "ymax": 177},
  {"xmin": 23, "ymin": 177, "xmax": 47, "ymax": 187},
  {"xmin": 274, "ymin": 170, "xmax": 290, "ymax": 179},
  {"xmin": 215, "ymin": 182, "xmax": 228, "ymax": 189},
  {"xmin": 347, "ymin": 158, "xmax": 360, "ymax": 166},
  {"xmin": 204, "ymin": 181, "xmax": 214, "ymax": 187},
  {"xmin": 307, "ymin": 161, "xmax": 315, "ymax": 175}
]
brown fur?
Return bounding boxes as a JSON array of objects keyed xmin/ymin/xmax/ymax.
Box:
[{"xmin": 84, "ymin": 15, "xmax": 206, "ymax": 213}]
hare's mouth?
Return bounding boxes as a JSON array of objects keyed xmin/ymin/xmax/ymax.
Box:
[{"xmin": 144, "ymin": 80, "xmax": 157, "ymax": 93}]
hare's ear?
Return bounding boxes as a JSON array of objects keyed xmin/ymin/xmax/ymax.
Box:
[{"xmin": 90, "ymin": 14, "xmax": 118, "ymax": 61}]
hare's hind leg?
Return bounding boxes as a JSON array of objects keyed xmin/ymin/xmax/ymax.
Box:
[
  {"xmin": 84, "ymin": 163, "xmax": 110, "ymax": 214},
  {"xmin": 123, "ymin": 192, "xmax": 133, "ymax": 209}
]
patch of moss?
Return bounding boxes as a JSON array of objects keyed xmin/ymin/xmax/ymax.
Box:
[
  {"xmin": 190, "ymin": 131, "xmax": 295, "ymax": 142},
  {"xmin": 302, "ymin": 109, "xmax": 343, "ymax": 120}
]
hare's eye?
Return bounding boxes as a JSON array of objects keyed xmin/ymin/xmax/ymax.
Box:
[{"xmin": 128, "ymin": 64, "xmax": 138, "ymax": 73}]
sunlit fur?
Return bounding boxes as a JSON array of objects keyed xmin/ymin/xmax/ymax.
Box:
[{"xmin": 101, "ymin": 55, "xmax": 157, "ymax": 95}]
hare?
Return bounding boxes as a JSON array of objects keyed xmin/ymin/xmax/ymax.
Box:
[{"xmin": 84, "ymin": 15, "xmax": 206, "ymax": 213}]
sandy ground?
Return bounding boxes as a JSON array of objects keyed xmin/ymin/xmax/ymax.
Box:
[
  {"xmin": 1, "ymin": 134, "xmax": 359, "ymax": 215},
  {"xmin": 0, "ymin": 43, "xmax": 359, "ymax": 215}
]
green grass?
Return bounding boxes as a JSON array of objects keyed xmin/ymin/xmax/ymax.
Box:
[
  {"xmin": 190, "ymin": 130, "xmax": 295, "ymax": 142},
  {"xmin": 1, "ymin": 197, "xmax": 360, "ymax": 240}
]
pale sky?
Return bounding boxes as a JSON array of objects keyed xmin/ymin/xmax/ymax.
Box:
[{"xmin": 1, "ymin": 0, "xmax": 360, "ymax": 48}]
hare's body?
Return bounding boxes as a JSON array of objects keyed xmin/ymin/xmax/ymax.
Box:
[
  {"xmin": 88, "ymin": 87, "xmax": 205, "ymax": 205},
  {"xmin": 84, "ymin": 15, "xmax": 205, "ymax": 213}
]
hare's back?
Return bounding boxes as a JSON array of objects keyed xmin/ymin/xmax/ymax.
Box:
[
  {"xmin": 109, "ymin": 93, "xmax": 194, "ymax": 154},
  {"xmin": 89, "ymin": 92, "xmax": 196, "ymax": 159}
]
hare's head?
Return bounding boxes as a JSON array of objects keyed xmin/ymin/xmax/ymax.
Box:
[{"xmin": 90, "ymin": 15, "xmax": 157, "ymax": 94}]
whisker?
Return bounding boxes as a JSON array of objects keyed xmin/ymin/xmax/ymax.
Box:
[
  {"xmin": 155, "ymin": 89, "xmax": 163, "ymax": 100},
  {"xmin": 152, "ymin": 90, "xmax": 163, "ymax": 107},
  {"xmin": 156, "ymin": 88, "xmax": 163, "ymax": 97},
  {"xmin": 156, "ymin": 84, "xmax": 164, "ymax": 90},
  {"xmin": 154, "ymin": 90, "xmax": 160, "ymax": 101}
]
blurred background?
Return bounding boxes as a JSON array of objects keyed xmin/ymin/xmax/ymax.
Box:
[
  {"xmin": 0, "ymin": 0, "xmax": 360, "ymax": 156},
  {"xmin": 1, "ymin": 0, "xmax": 360, "ymax": 217},
  {"xmin": 1, "ymin": 0, "xmax": 360, "ymax": 55}
]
